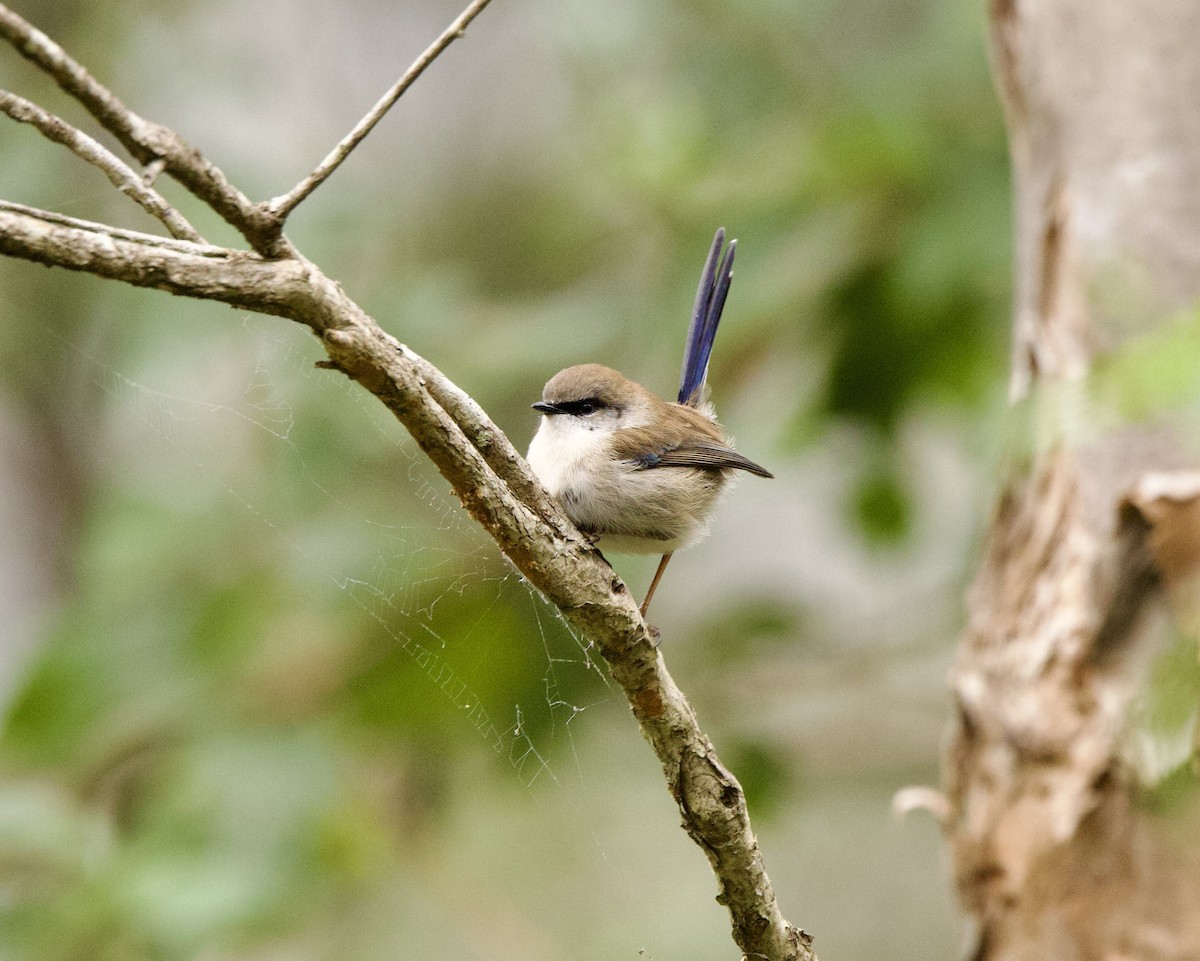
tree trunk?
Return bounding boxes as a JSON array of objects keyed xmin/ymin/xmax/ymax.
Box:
[{"xmin": 947, "ymin": 2, "xmax": 1200, "ymax": 958}]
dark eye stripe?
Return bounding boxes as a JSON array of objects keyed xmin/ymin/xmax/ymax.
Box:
[{"xmin": 557, "ymin": 397, "xmax": 607, "ymax": 416}]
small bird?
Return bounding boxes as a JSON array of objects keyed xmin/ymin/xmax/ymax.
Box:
[{"xmin": 527, "ymin": 228, "xmax": 773, "ymax": 616}]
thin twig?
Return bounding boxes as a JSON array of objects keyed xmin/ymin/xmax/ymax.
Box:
[
  {"xmin": 266, "ymin": 0, "xmax": 494, "ymax": 221},
  {"xmin": 0, "ymin": 89, "xmax": 204, "ymax": 242},
  {"xmin": 142, "ymin": 157, "xmax": 167, "ymax": 186}
]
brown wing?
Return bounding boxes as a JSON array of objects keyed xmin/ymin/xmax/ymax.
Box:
[{"xmin": 651, "ymin": 442, "xmax": 774, "ymax": 477}]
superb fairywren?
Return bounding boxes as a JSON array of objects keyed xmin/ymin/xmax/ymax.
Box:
[{"xmin": 527, "ymin": 229, "xmax": 773, "ymax": 616}]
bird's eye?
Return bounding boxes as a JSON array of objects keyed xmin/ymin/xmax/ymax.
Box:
[{"xmin": 577, "ymin": 400, "xmax": 597, "ymax": 415}]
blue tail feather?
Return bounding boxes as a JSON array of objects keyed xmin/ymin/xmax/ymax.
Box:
[{"xmin": 678, "ymin": 228, "xmax": 736, "ymax": 407}]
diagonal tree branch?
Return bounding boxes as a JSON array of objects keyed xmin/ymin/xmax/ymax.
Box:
[
  {"xmin": 267, "ymin": 0, "xmax": 494, "ymax": 224},
  {"xmin": 0, "ymin": 11, "xmax": 814, "ymax": 961},
  {"xmin": 0, "ymin": 89, "xmax": 203, "ymax": 242}
]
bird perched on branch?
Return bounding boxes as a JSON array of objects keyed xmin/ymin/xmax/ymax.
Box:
[{"xmin": 527, "ymin": 228, "xmax": 773, "ymax": 616}]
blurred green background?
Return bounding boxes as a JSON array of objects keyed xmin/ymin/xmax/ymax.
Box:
[{"xmin": 0, "ymin": 0, "xmax": 1013, "ymax": 958}]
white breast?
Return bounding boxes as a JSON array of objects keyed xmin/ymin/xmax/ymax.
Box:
[{"xmin": 526, "ymin": 415, "xmax": 610, "ymax": 499}]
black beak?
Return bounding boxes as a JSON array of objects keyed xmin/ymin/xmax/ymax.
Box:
[{"xmin": 531, "ymin": 401, "xmax": 562, "ymax": 415}]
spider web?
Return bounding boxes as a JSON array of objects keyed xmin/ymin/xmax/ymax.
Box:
[{"xmin": 53, "ymin": 308, "xmax": 612, "ymax": 792}]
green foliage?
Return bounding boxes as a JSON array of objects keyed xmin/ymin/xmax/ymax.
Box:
[
  {"xmin": 851, "ymin": 464, "xmax": 911, "ymax": 544},
  {"xmin": 724, "ymin": 737, "xmax": 793, "ymax": 821}
]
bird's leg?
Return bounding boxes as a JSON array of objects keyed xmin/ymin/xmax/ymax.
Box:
[{"xmin": 639, "ymin": 552, "xmax": 674, "ymax": 617}]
